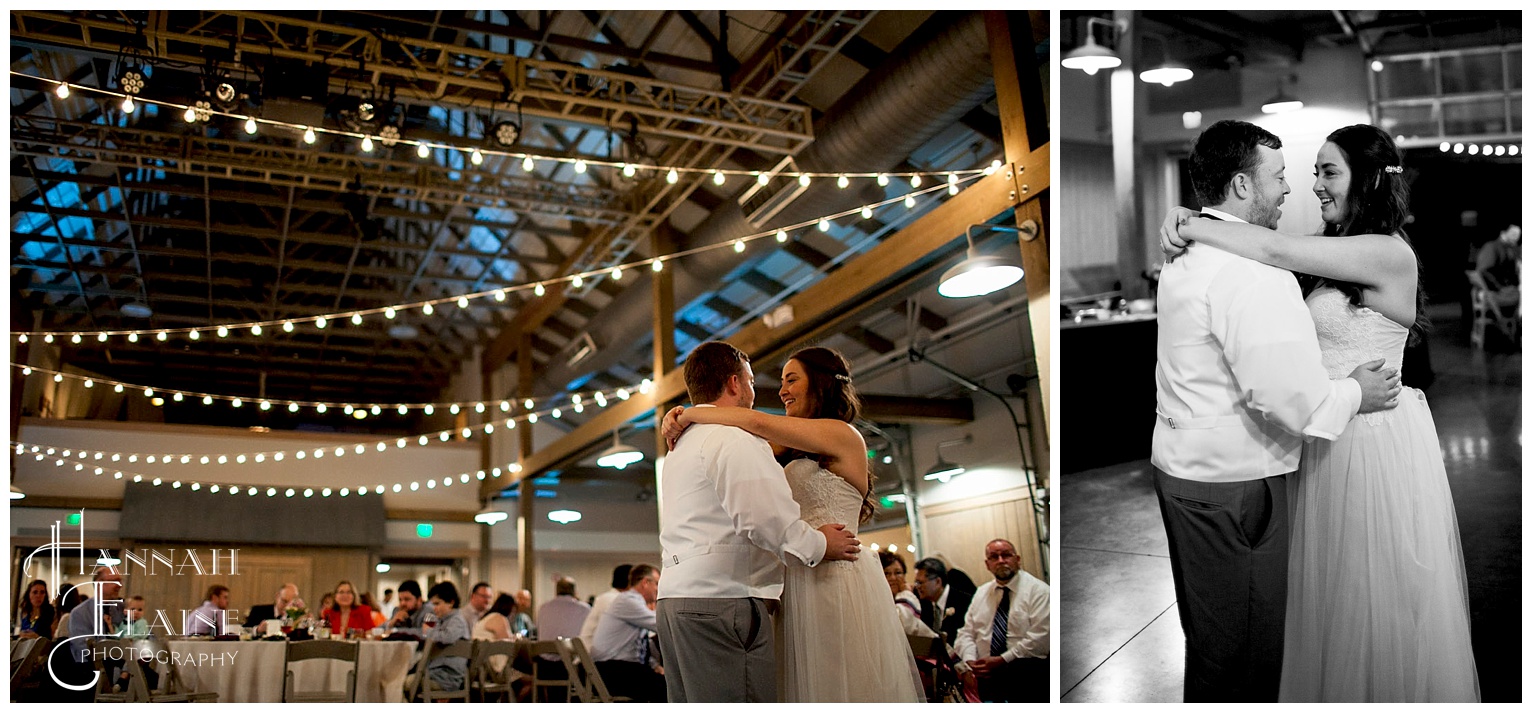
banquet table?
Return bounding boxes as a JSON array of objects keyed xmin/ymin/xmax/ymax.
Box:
[{"xmin": 166, "ymin": 639, "xmax": 415, "ymax": 703}]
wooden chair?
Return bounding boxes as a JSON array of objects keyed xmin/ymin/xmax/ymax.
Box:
[
  {"xmin": 526, "ymin": 639, "xmax": 578, "ymax": 702},
  {"xmin": 562, "ymin": 637, "xmax": 631, "ymax": 703},
  {"xmin": 10, "ymin": 636, "xmax": 48, "ymax": 700},
  {"xmin": 146, "ymin": 635, "xmax": 219, "ymax": 702},
  {"xmin": 283, "ymin": 639, "xmax": 359, "ymax": 702},
  {"xmin": 410, "ymin": 638, "xmax": 474, "ymax": 702},
  {"xmin": 1467, "ymin": 270, "xmax": 1518, "ymax": 348},
  {"xmin": 88, "ymin": 638, "xmax": 171, "ymax": 703},
  {"xmin": 468, "ymin": 639, "xmax": 523, "ymax": 702}
]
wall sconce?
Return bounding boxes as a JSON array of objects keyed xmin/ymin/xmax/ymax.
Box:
[
  {"xmin": 1062, "ymin": 17, "xmax": 1122, "ymax": 76},
  {"xmin": 923, "ymin": 435, "xmax": 973, "ymax": 483}
]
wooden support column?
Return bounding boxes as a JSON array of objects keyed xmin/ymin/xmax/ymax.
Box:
[
  {"xmin": 477, "ymin": 368, "xmax": 495, "ymax": 588},
  {"xmin": 651, "ymin": 227, "xmax": 680, "ymax": 518},
  {"xmin": 515, "ymin": 334, "xmax": 536, "ymax": 602},
  {"xmin": 986, "ymin": 10, "xmax": 1053, "ymax": 443},
  {"xmin": 1112, "ymin": 10, "xmax": 1147, "ymax": 300}
]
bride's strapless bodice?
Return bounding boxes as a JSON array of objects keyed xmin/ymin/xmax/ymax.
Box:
[
  {"xmin": 1308, "ymin": 287, "xmax": 1407, "ymax": 381},
  {"xmin": 785, "ymin": 458, "xmax": 863, "ymax": 536}
]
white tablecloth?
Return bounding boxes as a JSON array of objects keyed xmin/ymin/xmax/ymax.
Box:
[{"xmin": 166, "ymin": 640, "xmax": 415, "ymax": 702}]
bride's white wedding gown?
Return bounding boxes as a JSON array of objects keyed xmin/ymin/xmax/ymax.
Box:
[
  {"xmin": 1280, "ymin": 287, "xmax": 1479, "ymax": 702},
  {"xmin": 777, "ymin": 458, "xmax": 924, "ymax": 702}
]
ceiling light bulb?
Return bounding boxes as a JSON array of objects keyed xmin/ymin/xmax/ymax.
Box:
[
  {"xmin": 184, "ymin": 106, "xmax": 197, "ymax": 123},
  {"xmin": 470, "ymin": 148, "xmax": 483, "ymax": 165},
  {"xmin": 361, "ymin": 135, "xmax": 374, "ymax": 152},
  {"xmin": 534, "ymin": 283, "xmax": 545, "ymax": 296},
  {"xmin": 352, "ymin": 313, "xmax": 363, "ymax": 325},
  {"xmin": 458, "ymin": 296, "xmax": 469, "ymax": 309},
  {"xmin": 189, "ymin": 330, "xmax": 200, "ymax": 340},
  {"xmin": 667, "ymin": 168, "xmax": 679, "ymax": 184},
  {"xmin": 122, "ymin": 96, "xmax": 135, "ymax": 113},
  {"xmin": 217, "ymin": 326, "xmax": 228, "ymax": 338},
  {"xmin": 522, "ymin": 156, "xmax": 535, "ymax": 172},
  {"xmin": 861, "ymin": 206, "xmax": 872, "ymax": 219},
  {"xmin": 611, "ymin": 266, "xmax": 622, "ymax": 280},
  {"xmin": 156, "ymin": 331, "xmax": 167, "ymax": 341},
  {"xmin": 385, "ymin": 307, "xmax": 396, "ymax": 319},
  {"xmin": 417, "ymin": 143, "xmax": 430, "ymax": 158},
  {"xmin": 245, "ymin": 117, "xmax": 257, "ymax": 134},
  {"xmin": 574, "ymin": 158, "xmax": 587, "ymax": 173},
  {"xmin": 572, "ymin": 275, "xmax": 583, "ymax": 288},
  {"xmin": 734, "ymin": 240, "xmax": 745, "ymax": 253},
  {"xmin": 819, "ymin": 219, "xmax": 830, "ymax": 232},
  {"xmin": 303, "ymin": 127, "xmax": 316, "ymax": 144},
  {"xmin": 713, "ymin": 170, "xmax": 725, "ymax": 185},
  {"xmin": 250, "ymin": 324, "xmax": 262, "ymax": 335},
  {"xmin": 622, "ymin": 163, "xmax": 636, "ymax": 177},
  {"xmin": 55, "ymin": 83, "xmax": 70, "ymax": 99},
  {"xmin": 799, "ymin": 174, "xmax": 811, "ymax": 187},
  {"xmin": 905, "ymin": 195, "xmax": 916, "ymax": 208},
  {"xmin": 283, "ymin": 321, "xmax": 294, "ymax": 332},
  {"xmin": 910, "ymin": 175, "xmax": 922, "ymax": 188},
  {"xmin": 757, "ymin": 172, "xmax": 769, "ymax": 185},
  {"xmin": 652, "ymin": 258, "xmax": 663, "ymax": 271},
  {"xmin": 422, "ymin": 303, "xmax": 434, "ymax": 315},
  {"xmin": 315, "ymin": 316, "xmax": 327, "ymax": 328},
  {"xmin": 837, "ymin": 174, "xmax": 849, "ymax": 189}
]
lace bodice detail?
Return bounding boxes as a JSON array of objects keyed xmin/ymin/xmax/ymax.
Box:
[
  {"xmin": 1307, "ymin": 287, "xmax": 1408, "ymax": 380},
  {"xmin": 784, "ymin": 458, "xmax": 863, "ymax": 536}
]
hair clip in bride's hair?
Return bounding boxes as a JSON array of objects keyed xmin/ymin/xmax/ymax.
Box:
[
  {"xmin": 834, "ymin": 374, "xmax": 852, "ymax": 383},
  {"xmin": 1384, "ymin": 165, "xmax": 1403, "ymax": 174}
]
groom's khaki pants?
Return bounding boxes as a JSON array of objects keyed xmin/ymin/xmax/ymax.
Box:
[
  {"xmin": 655, "ymin": 597, "xmax": 775, "ymax": 702},
  {"xmin": 1153, "ymin": 468, "xmax": 1288, "ymax": 702}
]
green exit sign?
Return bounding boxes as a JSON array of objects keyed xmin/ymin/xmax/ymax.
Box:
[
  {"xmin": 67, "ymin": 513, "xmax": 82, "ymax": 526},
  {"xmin": 416, "ymin": 523, "xmax": 433, "ymax": 538}
]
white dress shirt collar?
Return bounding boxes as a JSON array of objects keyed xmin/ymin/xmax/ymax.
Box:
[{"xmin": 1199, "ymin": 206, "xmax": 1246, "ymax": 224}]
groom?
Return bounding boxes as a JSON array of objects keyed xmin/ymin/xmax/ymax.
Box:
[
  {"xmin": 655, "ymin": 340, "xmax": 861, "ymax": 702},
  {"xmin": 1152, "ymin": 119, "xmax": 1400, "ymax": 701}
]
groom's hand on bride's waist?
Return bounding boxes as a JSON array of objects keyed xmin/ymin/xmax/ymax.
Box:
[
  {"xmin": 1350, "ymin": 358, "xmax": 1402, "ymax": 414},
  {"xmin": 819, "ymin": 523, "xmax": 860, "ymax": 561}
]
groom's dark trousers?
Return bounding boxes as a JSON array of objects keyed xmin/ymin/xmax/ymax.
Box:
[{"xmin": 1153, "ymin": 467, "xmax": 1288, "ymax": 702}]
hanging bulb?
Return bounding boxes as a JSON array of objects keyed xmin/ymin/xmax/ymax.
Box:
[
  {"xmin": 470, "ymin": 148, "xmax": 483, "ymax": 165},
  {"xmin": 44, "ymin": 334, "xmax": 54, "ymax": 343},
  {"xmin": 97, "ymin": 332, "xmax": 108, "ymax": 341},
  {"xmin": 757, "ymin": 172, "xmax": 769, "ymax": 186},
  {"xmin": 424, "ymin": 405, "xmax": 434, "ymax": 416},
  {"xmin": 122, "ymin": 96, "xmax": 135, "ymax": 113},
  {"xmin": 622, "ymin": 163, "xmax": 636, "ymax": 177},
  {"xmin": 17, "ymin": 334, "xmax": 26, "ymax": 343},
  {"xmin": 416, "ymin": 143, "xmax": 430, "ymax": 158},
  {"xmin": 713, "ymin": 170, "xmax": 725, "ymax": 185},
  {"xmin": 776, "ymin": 229, "xmax": 788, "ymax": 243},
  {"xmin": 652, "ymin": 258, "xmax": 663, "ymax": 272},
  {"xmin": 250, "ymin": 324, "xmax": 262, "ymax": 336},
  {"xmin": 203, "ymin": 395, "xmax": 212, "ymax": 405},
  {"xmin": 172, "ymin": 393, "xmax": 182, "ymax": 401},
  {"xmin": 184, "ymin": 106, "xmax": 197, "ymax": 123},
  {"xmin": 819, "ymin": 219, "xmax": 830, "ymax": 232},
  {"xmin": 572, "ymin": 274, "xmax": 583, "ymax": 288},
  {"xmin": 861, "ymin": 206, "xmax": 872, "ymax": 219},
  {"xmin": 522, "ymin": 156, "xmax": 535, "ymax": 172},
  {"xmin": 217, "ymin": 326, "xmax": 229, "ymax": 338},
  {"xmin": 385, "ymin": 307, "xmax": 396, "ymax": 319},
  {"xmin": 574, "ymin": 158, "xmax": 587, "ymax": 173},
  {"xmin": 303, "ymin": 127, "xmax": 316, "ymax": 144},
  {"xmin": 55, "ymin": 83, "xmax": 70, "ymax": 99},
  {"xmin": 611, "ymin": 266, "xmax": 622, "ymax": 281},
  {"xmin": 422, "ymin": 303, "xmax": 434, "ymax": 315},
  {"xmin": 231, "ymin": 398, "xmax": 242, "ymax": 408},
  {"xmin": 189, "ymin": 330, "xmax": 200, "ymax": 340},
  {"xmin": 734, "ymin": 239, "xmax": 746, "ymax": 253},
  {"xmin": 987, "ymin": 159, "xmax": 1003, "ymax": 175},
  {"xmin": 904, "ymin": 195, "xmax": 916, "ymax": 208},
  {"xmin": 458, "ymin": 296, "xmax": 469, "ymax": 309},
  {"xmin": 667, "ymin": 168, "xmax": 679, "ymax": 184},
  {"xmin": 524, "ymin": 398, "xmax": 535, "ymax": 410},
  {"xmin": 352, "ymin": 313, "xmax": 363, "ymax": 325},
  {"xmin": 71, "ymin": 334, "xmax": 82, "ymax": 344},
  {"xmin": 798, "ymin": 174, "xmax": 811, "ymax": 187},
  {"xmin": 245, "ymin": 117, "xmax": 257, "ymax": 134},
  {"xmin": 316, "ymin": 403, "xmax": 327, "ymax": 413},
  {"xmin": 283, "ymin": 321, "xmax": 294, "ymax": 332},
  {"xmin": 837, "ymin": 174, "xmax": 849, "ymax": 189},
  {"xmin": 534, "ymin": 283, "xmax": 545, "ymax": 297},
  {"xmin": 156, "ymin": 331, "xmax": 167, "ymax": 341},
  {"xmin": 877, "ymin": 173, "xmax": 889, "ymax": 186},
  {"xmin": 361, "ymin": 135, "xmax": 374, "ymax": 152},
  {"xmin": 948, "ymin": 183, "xmax": 959, "ymax": 196}
]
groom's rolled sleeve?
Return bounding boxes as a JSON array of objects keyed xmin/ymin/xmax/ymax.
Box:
[
  {"xmin": 1210, "ymin": 265, "xmax": 1361, "ymax": 441},
  {"xmin": 707, "ymin": 430, "xmax": 827, "ymax": 567}
]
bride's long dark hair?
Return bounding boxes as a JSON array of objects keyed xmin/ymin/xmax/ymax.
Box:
[
  {"xmin": 775, "ymin": 346, "xmax": 876, "ymax": 524},
  {"xmin": 1299, "ymin": 123, "xmax": 1430, "ymax": 344}
]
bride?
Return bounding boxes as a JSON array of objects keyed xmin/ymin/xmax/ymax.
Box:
[
  {"xmin": 1160, "ymin": 124, "xmax": 1479, "ymax": 702},
  {"xmin": 662, "ymin": 346, "xmax": 924, "ymax": 702}
]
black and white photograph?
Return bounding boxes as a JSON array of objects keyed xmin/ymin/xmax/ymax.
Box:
[{"xmin": 1058, "ymin": 10, "xmax": 1521, "ymax": 704}]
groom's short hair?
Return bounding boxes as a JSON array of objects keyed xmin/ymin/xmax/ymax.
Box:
[
  {"xmin": 1190, "ymin": 120, "xmax": 1282, "ymax": 207},
  {"xmin": 684, "ymin": 341, "xmax": 750, "ymax": 404}
]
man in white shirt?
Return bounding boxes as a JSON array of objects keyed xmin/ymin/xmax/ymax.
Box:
[
  {"xmin": 591, "ymin": 565, "xmax": 666, "ymax": 702},
  {"xmin": 654, "ymin": 341, "xmax": 861, "ymax": 702},
  {"xmin": 955, "ymin": 540, "xmax": 1048, "ymax": 702},
  {"xmin": 579, "ymin": 564, "xmax": 631, "ymax": 643},
  {"xmin": 537, "ymin": 578, "xmax": 590, "ymax": 642},
  {"xmin": 1154, "ymin": 119, "xmax": 1399, "ymax": 701}
]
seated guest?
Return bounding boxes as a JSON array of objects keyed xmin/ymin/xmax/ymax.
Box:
[
  {"xmin": 66, "ymin": 569, "xmax": 125, "ymax": 698},
  {"xmin": 15, "ymin": 579, "xmax": 55, "ymax": 639},
  {"xmin": 54, "ymin": 585, "xmax": 82, "ymax": 639},
  {"xmin": 472, "ymin": 594, "xmax": 518, "ymax": 641},
  {"xmin": 360, "ymin": 592, "xmax": 386, "ymax": 628},
  {"xmin": 321, "ymin": 581, "xmax": 374, "ymax": 635},
  {"xmin": 387, "ymin": 580, "xmax": 427, "ymax": 635},
  {"xmin": 591, "ymin": 564, "xmax": 666, "ymax": 702},
  {"xmin": 954, "ymin": 539, "xmax": 1049, "ymax": 703},
  {"xmin": 914, "ymin": 557, "xmax": 975, "ymax": 644},
  {"xmin": 881, "ymin": 552, "xmax": 937, "ymax": 638},
  {"xmin": 538, "ymin": 578, "xmax": 591, "ymax": 642},
  {"xmin": 511, "ymin": 589, "xmax": 536, "ymax": 638},
  {"xmin": 118, "ymin": 595, "xmax": 150, "ymax": 638},
  {"xmin": 318, "ymin": 591, "xmax": 335, "ymax": 614},
  {"xmin": 380, "ymin": 588, "xmax": 396, "ymax": 619},
  {"xmin": 580, "ymin": 565, "xmax": 632, "ymax": 642},
  {"xmin": 183, "ymin": 584, "xmax": 231, "ymax": 636},
  {"xmin": 424, "ymin": 582, "xmax": 472, "ymax": 692},
  {"xmin": 244, "ymin": 583, "xmax": 302, "ymax": 627},
  {"xmin": 461, "ymin": 582, "xmax": 493, "ymax": 632}
]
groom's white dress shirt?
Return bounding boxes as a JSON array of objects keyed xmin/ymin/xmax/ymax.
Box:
[
  {"xmin": 658, "ymin": 407, "xmax": 827, "ymax": 600},
  {"xmin": 1152, "ymin": 207, "xmax": 1360, "ymax": 483}
]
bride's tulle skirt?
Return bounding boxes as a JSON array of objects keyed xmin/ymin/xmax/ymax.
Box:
[
  {"xmin": 1280, "ymin": 387, "xmax": 1479, "ymax": 702},
  {"xmin": 777, "ymin": 551, "xmax": 925, "ymax": 701}
]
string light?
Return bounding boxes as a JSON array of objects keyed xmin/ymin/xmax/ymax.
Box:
[
  {"xmin": 574, "ymin": 158, "xmax": 587, "ymax": 173},
  {"xmin": 55, "ymin": 83, "xmax": 69, "ymax": 99},
  {"xmin": 303, "ymin": 127, "xmax": 316, "ymax": 144},
  {"xmin": 522, "ymin": 156, "xmax": 535, "ymax": 172},
  {"xmin": 470, "ymin": 148, "xmax": 483, "ymax": 165},
  {"xmin": 777, "ymin": 229, "xmax": 788, "ymax": 243},
  {"xmin": 416, "ymin": 142, "xmax": 430, "ymax": 158},
  {"xmin": 244, "ymin": 117, "xmax": 257, "ymax": 134},
  {"xmin": 713, "ymin": 170, "xmax": 725, "ymax": 185},
  {"xmin": 361, "ymin": 135, "xmax": 374, "ymax": 152},
  {"xmin": 667, "ymin": 168, "xmax": 679, "ymax": 184}
]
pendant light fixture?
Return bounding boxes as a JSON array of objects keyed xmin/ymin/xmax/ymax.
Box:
[{"xmin": 1061, "ymin": 17, "xmax": 1123, "ymax": 75}]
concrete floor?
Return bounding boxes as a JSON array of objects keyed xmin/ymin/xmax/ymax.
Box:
[{"xmin": 1060, "ymin": 309, "xmax": 1522, "ymax": 702}]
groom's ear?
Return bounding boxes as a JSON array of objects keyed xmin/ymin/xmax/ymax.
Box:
[{"xmin": 1229, "ymin": 172, "xmax": 1252, "ymax": 201}]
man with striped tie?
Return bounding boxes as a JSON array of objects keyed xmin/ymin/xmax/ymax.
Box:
[{"xmin": 954, "ymin": 539, "xmax": 1049, "ymax": 702}]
